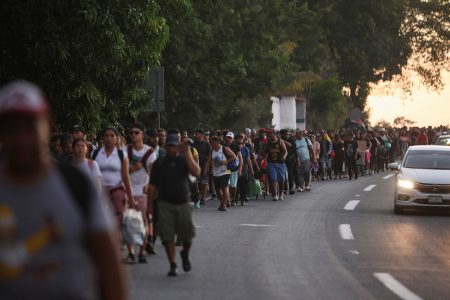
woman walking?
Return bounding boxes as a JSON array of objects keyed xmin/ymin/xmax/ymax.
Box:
[{"xmin": 93, "ymin": 127, "xmax": 136, "ymax": 225}]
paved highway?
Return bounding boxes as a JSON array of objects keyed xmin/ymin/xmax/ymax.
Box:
[{"xmin": 127, "ymin": 172, "xmax": 450, "ymax": 300}]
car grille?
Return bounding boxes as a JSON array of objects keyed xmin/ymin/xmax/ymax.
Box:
[{"xmin": 415, "ymin": 183, "xmax": 450, "ymax": 194}]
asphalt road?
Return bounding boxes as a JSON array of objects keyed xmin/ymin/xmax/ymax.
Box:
[{"xmin": 127, "ymin": 172, "xmax": 450, "ymax": 300}]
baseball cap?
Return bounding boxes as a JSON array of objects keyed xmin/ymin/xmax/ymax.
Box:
[
  {"xmin": 166, "ymin": 133, "xmax": 180, "ymax": 146},
  {"xmin": 0, "ymin": 80, "xmax": 49, "ymax": 117},
  {"xmin": 226, "ymin": 132, "xmax": 234, "ymax": 139},
  {"xmin": 146, "ymin": 128, "xmax": 158, "ymax": 138},
  {"xmin": 245, "ymin": 128, "xmax": 251, "ymax": 134}
]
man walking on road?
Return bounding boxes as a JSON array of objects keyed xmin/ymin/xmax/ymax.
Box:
[
  {"xmin": 193, "ymin": 129, "xmax": 211, "ymax": 206},
  {"xmin": 147, "ymin": 130, "xmax": 201, "ymax": 276},
  {"xmin": 294, "ymin": 130, "xmax": 315, "ymax": 192},
  {"xmin": 262, "ymin": 130, "xmax": 287, "ymax": 201},
  {"xmin": 0, "ymin": 81, "xmax": 126, "ymax": 300}
]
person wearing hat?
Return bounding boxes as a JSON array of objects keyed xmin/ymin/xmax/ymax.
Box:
[
  {"xmin": 0, "ymin": 81, "xmax": 126, "ymax": 299},
  {"xmin": 147, "ymin": 129, "xmax": 201, "ymax": 276},
  {"xmin": 253, "ymin": 128, "xmax": 268, "ymax": 158},
  {"xmin": 224, "ymin": 131, "xmax": 243, "ymax": 206},
  {"xmin": 71, "ymin": 124, "xmax": 96, "ymax": 158}
]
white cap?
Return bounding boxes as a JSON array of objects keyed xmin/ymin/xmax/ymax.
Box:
[
  {"xmin": 245, "ymin": 128, "xmax": 251, "ymax": 134},
  {"xmin": 0, "ymin": 80, "xmax": 48, "ymax": 117},
  {"xmin": 226, "ymin": 132, "xmax": 234, "ymax": 138}
]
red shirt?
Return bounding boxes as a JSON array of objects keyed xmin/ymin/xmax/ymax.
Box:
[{"xmin": 417, "ymin": 133, "xmax": 428, "ymax": 145}]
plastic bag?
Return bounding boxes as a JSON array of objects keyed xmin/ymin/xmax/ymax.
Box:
[
  {"xmin": 121, "ymin": 209, "xmax": 146, "ymax": 246},
  {"xmin": 248, "ymin": 178, "xmax": 262, "ymax": 197}
]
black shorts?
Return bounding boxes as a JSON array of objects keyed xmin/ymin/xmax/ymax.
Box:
[{"xmin": 214, "ymin": 174, "xmax": 230, "ymax": 190}]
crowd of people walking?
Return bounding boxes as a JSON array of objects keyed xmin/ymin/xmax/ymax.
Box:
[{"xmin": 0, "ymin": 81, "xmax": 445, "ymax": 298}]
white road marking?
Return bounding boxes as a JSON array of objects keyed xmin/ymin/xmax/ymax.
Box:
[
  {"xmin": 344, "ymin": 200, "xmax": 360, "ymax": 211},
  {"xmin": 383, "ymin": 174, "xmax": 395, "ymax": 179},
  {"xmin": 348, "ymin": 250, "xmax": 360, "ymax": 255},
  {"xmin": 239, "ymin": 224, "xmax": 277, "ymax": 227},
  {"xmin": 355, "ymin": 194, "xmax": 360, "ymax": 197},
  {"xmin": 339, "ymin": 224, "xmax": 354, "ymax": 240},
  {"xmin": 374, "ymin": 273, "xmax": 423, "ymax": 300},
  {"xmin": 194, "ymin": 225, "xmax": 203, "ymax": 229},
  {"xmin": 364, "ymin": 184, "xmax": 377, "ymax": 192}
]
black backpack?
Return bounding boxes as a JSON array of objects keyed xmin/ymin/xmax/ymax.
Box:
[{"xmin": 58, "ymin": 163, "xmax": 92, "ymax": 220}]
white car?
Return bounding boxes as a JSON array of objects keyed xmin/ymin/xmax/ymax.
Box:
[
  {"xmin": 389, "ymin": 145, "xmax": 450, "ymax": 214},
  {"xmin": 436, "ymin": 135, "xmax": 450, "ymax": 146}
]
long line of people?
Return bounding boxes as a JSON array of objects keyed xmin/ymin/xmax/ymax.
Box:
[{"xmin": 47, "ymin": 123, "xmax": 442, "ymax": 268}]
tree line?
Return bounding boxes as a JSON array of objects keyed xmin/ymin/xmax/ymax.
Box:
[{"xmin": 1, "ymin": 0, "xmax": 448, "ymax": 133}]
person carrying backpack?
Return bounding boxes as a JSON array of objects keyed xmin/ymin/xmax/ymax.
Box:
[
  {"xmin": 206, "ymin": 136, "xmax": 237, "ymax": 211},
  {"xmin": 236, "ymin": 133, "xmax": 254, "ymax": 206},
  {"xmin": 147, "ymin": 131, "xmax": 201, "ymax": 276},
  {"xmin": 0, "ymin": 81, "xmax": 126, "ymax": 300},
  {"xmin": 93, "ymin": 126, "xmax": 136, "ymax": 226},
  {"xmin": 344, "ymin": 132, "xmax": 359, "ymax": 180},
  {"xmin": 126, "ymin": 123, "xmax": 157, "ymax": 263},
  {"xmin": 294, "ymin": 130, "xmax": 315, "ymax": 191}
]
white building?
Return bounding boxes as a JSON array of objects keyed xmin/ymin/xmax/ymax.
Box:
[{"xmin": 271, "ymin": 95, "xmax": 307, "ymax": 130}]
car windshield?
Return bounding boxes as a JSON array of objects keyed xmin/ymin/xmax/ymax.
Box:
[
  {"xmin": 403, "ymin": 150, "xmax": 450, "ymax": 169},
  {"xmin": 436, "ymin": 137, "xmax": 450, "ymax": 146}
]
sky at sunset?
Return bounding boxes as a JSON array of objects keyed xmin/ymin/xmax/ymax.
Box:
[{"xmin": 367, "ymin": 70, "xmax": 450, "ymax": 128}]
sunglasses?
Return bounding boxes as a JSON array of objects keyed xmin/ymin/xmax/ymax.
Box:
[{"xmin": 130, "ymin": 131, "xmax": 141, "ymax": 135}]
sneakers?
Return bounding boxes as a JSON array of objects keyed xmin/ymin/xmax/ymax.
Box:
[
  {"xmin": 305, "ymin": 185, "xmax": 311, "ymax": 191},
  {"xmin": 138, "ymin": 254, "xmax": 148, "ymax": 264},
  {"xmin": 127, "ymin": 253, "xmax": 136, "ymax": 264},
  {"xmin": 146, "ymin": 242, "xmax": 157, "ymax": 255},
  {"xmin": 180, "ymin": 250, "xmax": 192, "ymax": 272},
  {"xmin": 231, "ymin": 201, "xmax": 237, "ymax": 207},
  {"xmin": 297, "ymin": 187, "xmax": 304, "ymax": 192},
  {"xmin": 272, "ymin": 196, "xmax": 278, "ymax": 201},
  {"xmin": 241, "ymin": 201, "xmax": 246, "ymax": 206},
  {"xmin": 289, "ymin": 190, "xmax": 295, "ymax": 195},
  {"xmin": 218, "ymin": 206, "xmax": 227, "ymax": 211},
  {"xmin": 194, "ymin": 202, "xmax": 201, "ymax": 209},
  {"xmin": 279, "ymin": 195, "xmax": 284, "ymax": 201}
]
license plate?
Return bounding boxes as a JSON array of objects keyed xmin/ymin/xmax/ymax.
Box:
[{"xmin": 428, "ymin": 196, "xmax": 443, "ymax": 204}]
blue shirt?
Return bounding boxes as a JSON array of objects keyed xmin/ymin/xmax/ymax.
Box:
[{"xmin": 295, "ymin": 138, "xmax": 311, "ymax": 161}]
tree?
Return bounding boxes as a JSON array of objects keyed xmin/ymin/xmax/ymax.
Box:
[
  {"xmin": 159, "ymin": 0, "xmax": 327, "ymax": 131},
  {"xmin": 402, "ymin": 0, "xmax": 450, "ymax": 90},
  {"xmin": 375, "ymin": 120, "xmax": 391, "ymax": 129},
  {"xmin": 393, "ymin": 116, "xmax": 416, "ymax": 127},
  {"xmin": 306, "ymin": 77, "xmax": 351, "ymax": 130},
  {"xmin": 0, "ymin": 0, "xmax": 170, "ymax": 133},
  {"xmin": 320, "ymin": 0, "xmax": 411, "ymax": 109}
]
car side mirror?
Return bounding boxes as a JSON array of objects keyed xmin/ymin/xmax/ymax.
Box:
[{"xmin": 388, "ymin": 162, "xmax": 400, "ymax": 171}]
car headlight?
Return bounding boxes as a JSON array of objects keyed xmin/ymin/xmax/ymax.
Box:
[{"xmin": 398, "ymin": 179, "xmax": 414, "ymax": 189}]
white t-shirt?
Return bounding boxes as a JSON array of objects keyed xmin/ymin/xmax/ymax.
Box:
[
  {"xmin": 94, "ymin": 147, "xmax": 127, "ymax": 190},
  {"xmin": 128, "ymin": 145, "xmax": 157, "ymax": 196},
  {"xmin": 212, "ymin": 146, "xmax": 229, "ymax": 177},
  {"xmin": 75, "ymin": 160, "xmax": 102, "ymax": 182}
]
